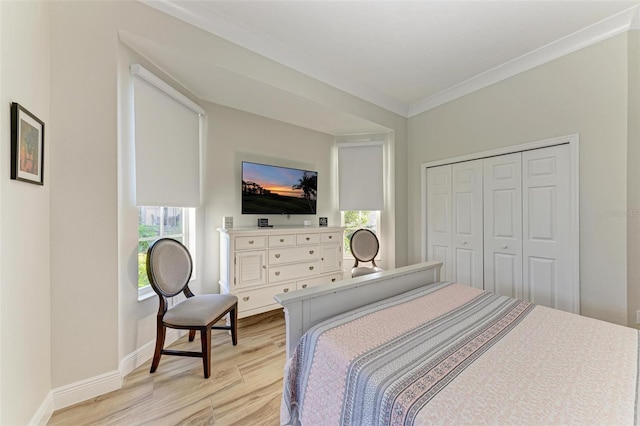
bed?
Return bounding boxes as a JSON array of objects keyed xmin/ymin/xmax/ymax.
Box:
[{"xmin": 275, "ymin": 262, "xmax": 640, "ymax": 425}]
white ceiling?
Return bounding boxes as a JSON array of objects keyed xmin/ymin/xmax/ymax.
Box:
[{"xmin": 143, "ymin": 0, "xmax": 640, "ymax": 119}]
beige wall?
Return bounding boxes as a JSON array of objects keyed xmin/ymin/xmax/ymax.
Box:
[
  {"xmin": 0, "ymin": 1, "xmax": 52, "ymax": 424},
  {"xmin": 628, "ymin": 30, "xmax": 640, "ymax": 328},
  {"xmin": 408, "ymin": 34, "xmax": 629, "ymax": 325},
  {"xmin": 49, "ymin": 2, "xmax": 120, "ymax": 387}
]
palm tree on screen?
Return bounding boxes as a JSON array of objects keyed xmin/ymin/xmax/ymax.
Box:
[{"xmin": 292, "ymin": 172, "xmax": 317, "ymax": 212}]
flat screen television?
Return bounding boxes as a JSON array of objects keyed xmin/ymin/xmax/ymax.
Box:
[{"xmin": 242, "ymin": 161, "xmax": 317, "ymax": 215}]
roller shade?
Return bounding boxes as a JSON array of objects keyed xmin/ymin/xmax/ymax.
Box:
[
  {"xmin": 131, "ymin": 64, "xmax": 204, "ymax": 207},
  {"xmin": 338, "ymin": 141, "xmax": 384, "ymax": 211}
]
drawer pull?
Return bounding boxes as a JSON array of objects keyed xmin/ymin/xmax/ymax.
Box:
[
  {"xmin": 275, "ymin": 254, "xmax": 281, "ymax": 258},
  {"xmin": 262, "ymin": 265, "xmax": 266, "ymax": 269},
  {"xmin": 243, "ymin": 296, "xmax": 250, "ymax": 301},
  {"xmin": 302, "ymin": 284, "xmax": 308, "ymax": 289},
  {"xmin": 275, "ymin": 271, "xmax": 281, "ymax": 276},
  {"xmin": 309, "ymin": 266, "xmax": 314, "ymax": 271},
  {"xmin": 283, "ymin": 288, "xmax": 289, "ymax": 293},
  {"xmin": 306, "ymin": 237, "xmax": 310, "ymax": 241},
  {"xmin": 248, "ymin": 240, "xmax": 254, "ymax": 245},
  {"xmin": 309, "ymin": 250, "xmax": 314, "ymax": 255},
  {"xmin": 328, "ymin": 235, "xmax": 333, "ymax": 239},
  {"xmin": 331, "ymin": 278, "xmax": 336, "ymax": 282},
  {"xmin": 279, "ymin": 238, "xmax": 285, "ymax": 242}
]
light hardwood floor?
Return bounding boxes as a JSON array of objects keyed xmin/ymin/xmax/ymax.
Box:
[{"xmin": 48, "ymin": 310, "xmax": 286, "ymax": 426}]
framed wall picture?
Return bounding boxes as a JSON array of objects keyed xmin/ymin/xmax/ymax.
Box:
[{"xmin": 11, "ymin": 102, "xmax": 45, "ymax": 185}]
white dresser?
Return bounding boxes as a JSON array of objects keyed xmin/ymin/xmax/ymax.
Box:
[{"xmin": 217, "ymin": 226, "xmax": 345, "ymax": 318}]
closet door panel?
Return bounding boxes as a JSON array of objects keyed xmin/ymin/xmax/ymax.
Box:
[
  {"xmin": 452, "ymin": 160, "xmax": 484, "ymax": 289},
  {"xmin": 523, "ymin": 145, "xmax": 573, "ymax": 311},
  {"xmin": 492, "ymin": 252, "xmax": 518, "ymax": 298},
  {"xmin": 427, "ymin": 166, "xmax": 452, "ymax": 281},
  {"xmin": 483, "ymin": 153, "xmax": 522, "ymax": 298}
]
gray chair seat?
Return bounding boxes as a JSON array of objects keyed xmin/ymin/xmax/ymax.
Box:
[
  {"xmin": 351, "ymin": 266, "xmax": 383, "ymax": 278},
  {"xmin": 164, "ymin": 294, "xmax": 238, "ymax": 327}
]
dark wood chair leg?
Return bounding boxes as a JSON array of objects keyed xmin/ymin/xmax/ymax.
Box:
[
  {"xmin": 150, "ymin": 319, "xmax": 166, "ymax": 373},
  {"xmin": 230, "ymin": 305, "xmax": 238, "ymax": 346},
  {"xmin": 188, "ymin": 330, "xmax": 196, "ymax": 342},
  {"xmin": 201, "ymin": 327, "xmax": 212, "ymax": 379}
]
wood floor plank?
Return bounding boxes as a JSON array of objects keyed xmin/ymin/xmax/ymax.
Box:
[{"xmin": 48, "ymin": 310, "xmax": 286, "ymax": 426}]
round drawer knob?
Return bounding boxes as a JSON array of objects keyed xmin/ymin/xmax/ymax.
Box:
[
  {"xmin": 243, "ymin": 296, "xmax": 250, "ymax": 301},
  {"xmin": 306, "ymin": 237, "xmax": 310, "ymax": 241},
  {"xmin": 283, "ymin": 288, "xmax": 289, "ymax": 293},
  {"xmin": 502, "ymin": 245, "xmax": 508, "ymax": 249},
  {"xmin": 309, "ymin": 266, "xmax": 314, "ymax": 271},
  {"xmin": 328, "ymin": 235, "xmax": 333, "ymax": 239},
  {"xmin": 248, "ymin": 240, "xmax": 254, "ymax": 244},
  {"xmin": 262, "ymin": 265, "xmax": 266, "ymax": 269},
  {"xmin": 331, "ymin": 278, "xmax": 336, "ymax": 282},
  {"xmin": 275, "ymin": 271, "xmax": 281, "ymax": 276},
  {"xmin": 302, "ymin": 284, "xmax": 307, "ymax": 289},
  {"xmin": 309, "ymin": 250, "xmax": 314, "ymax": 255},
  {"xmin": 279, "ymin": 238, "xmax": 284, "ymax": 242},
  {"xmin": 275, "ymin": 254, "xmax": 281, "ymax": 258}
]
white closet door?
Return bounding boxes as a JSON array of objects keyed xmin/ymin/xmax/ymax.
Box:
[
  {"xmin": 483, "ymin": 153, "xmax": 523, "ymax": 299},
  {"xmin": 522, "ymin": 145, "xmax": 574, "ymax": 311},
  {"xmin": 452, "ymin": 160, "xmax": 484, "ymax": 289},
  {"xmin": 426, "ymin": 165, "xmax": 452, "ymax": 281}
]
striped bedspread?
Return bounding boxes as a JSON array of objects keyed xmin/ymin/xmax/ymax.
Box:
[{"xmin": 281, "ymin": 282, "xmax": 640, "ymax": 425}]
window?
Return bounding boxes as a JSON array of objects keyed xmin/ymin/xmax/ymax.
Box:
[
  {"xmin": 138, "ymin": 207, "xmax": 193, "ymax": 299},
  {"xmin": 342, "ymin": 210, "xmax": 380, "ymax": 258}
]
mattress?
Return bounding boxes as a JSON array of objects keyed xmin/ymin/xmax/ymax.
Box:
[{"xmin": 281, "ymin": 281, "xmax": 640, "ymax": 425}]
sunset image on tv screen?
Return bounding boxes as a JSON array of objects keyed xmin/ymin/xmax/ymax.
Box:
[{"xmin": 242, "ymin": 162, "xmax": 317, "ymax": 215}]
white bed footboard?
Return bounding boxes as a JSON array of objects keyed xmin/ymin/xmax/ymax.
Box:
[{"xmin": 274, "ymin": 261, "xmax": 443, "ymax": 358}]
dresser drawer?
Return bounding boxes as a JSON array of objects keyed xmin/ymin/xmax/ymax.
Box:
[
  {"xmin": 297, "ymin": 233, "xmax": 320, "ymax": 245},
  {"xmin": 321, "ymin": 231, "xmax": 342, "ymax": 244},
  {"xmin": 236, "ymin": 284, "xmax": 295, "ymax": 312},
  {"xmin": 235, "ymin": 236, "xmax": 266, "ymax": 250},
  {"xmin": 297, "ymin": 273, "xmax": 343, "ymax": 290},
  {"xmin": 269, "ymin": 246, "xmax": 320, "ymax": 265},
  {"xmin": 269, "ymin": 261, "xmax": 319, "ymax": 283},
  {"xmin": 268, "ymin": 234, "xmax": 296, "ymax": 248}
]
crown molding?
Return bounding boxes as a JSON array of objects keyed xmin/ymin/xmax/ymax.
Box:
[
  {"xmin": 142, "ymin": 1, "xmax": 639, "ymax": 119},
  {"xmin": 140, "ymin": 0, "xmax": 410, "ymax": 117},
  {"xmin": 408, "ymin": 5, "xmax": 640, "ymax": 117}
]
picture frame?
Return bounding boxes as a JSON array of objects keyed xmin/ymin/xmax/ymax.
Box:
[{"xmin": 11, "ymin": 102, "xmax": 45, "ymax": 185}]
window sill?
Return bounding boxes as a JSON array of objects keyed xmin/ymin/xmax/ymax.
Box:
[{"xmin": 138, "ymin": 286, "xmax": 155, "ymax": 302}]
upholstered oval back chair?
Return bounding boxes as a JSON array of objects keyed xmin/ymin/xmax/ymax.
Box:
[
  {"xmin": 349, "ymin": 229, "xmax": 383, "ymax": 278},
  {"xmin": 147, "ymin": 238, "xmax": 238, "ymax": 378}
]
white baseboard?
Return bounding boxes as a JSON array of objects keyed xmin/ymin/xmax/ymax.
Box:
[
  {"xmin": 29, "ymin": 391, "xmax": 53, "ymax": 426},
  {"xmin": 47, "ymin": 329, "xmax": 186, "ymax": 413},
  {"xmin": 52, "ymin": 370, "xmax": 123, "ymax": 410},
  {"xmin": 119, "ymin": 329, "xmax": 184, "ymax": 376}
]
